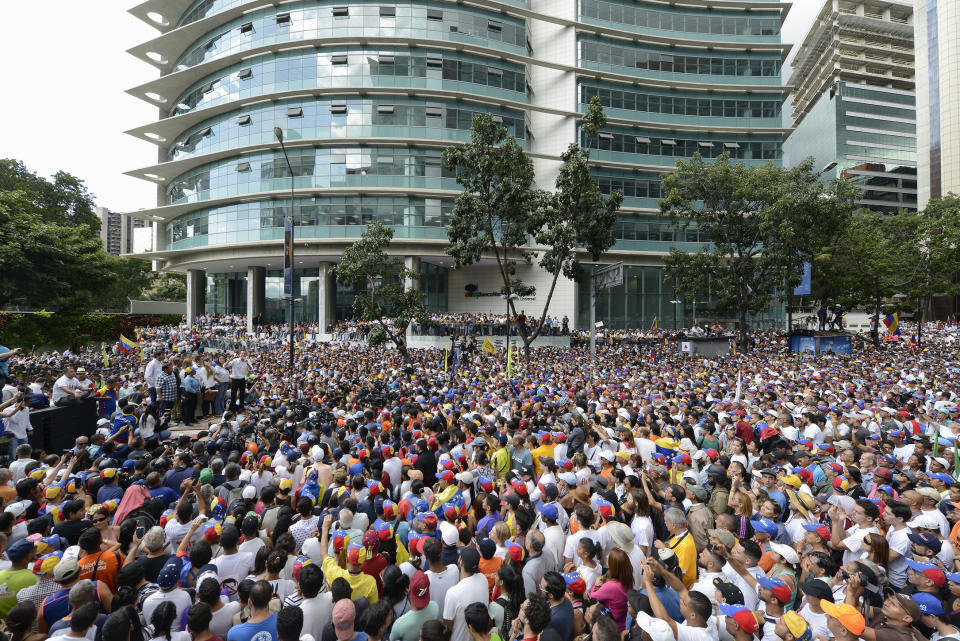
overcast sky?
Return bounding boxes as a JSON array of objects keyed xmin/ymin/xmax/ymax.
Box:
[{"xmin": 0, "ymin": 1, "xmax": 822, "ymax": 214}]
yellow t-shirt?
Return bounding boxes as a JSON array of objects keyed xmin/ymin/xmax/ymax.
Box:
[
  {"xmin": 668, "ymin": 531, "xmax": 697, "ymax": 588},
  {"xmin": 531, "ymin": 444, "xmax": 555, "ymax": 476},
  {"xmin": 322, "ymin": 557, "xmax": 378, "ymax": 603},
  {"xmin": 492, "ymin": 447, "xmax": 511, "ymax": 479}
]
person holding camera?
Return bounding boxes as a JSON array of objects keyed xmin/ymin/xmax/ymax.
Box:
[{"xmin": 0, "ymin": 391, "xmax": 32, "ymax": 460}]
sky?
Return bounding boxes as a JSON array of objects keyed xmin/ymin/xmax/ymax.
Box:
[{"xmin": 0, "ymin": 1, "xmax": 822, "ymax": 214}]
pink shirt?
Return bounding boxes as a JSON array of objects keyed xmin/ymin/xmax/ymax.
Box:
[{"xmin": 590, "ymin": 579, "xmax": 629, "ymax": 630}]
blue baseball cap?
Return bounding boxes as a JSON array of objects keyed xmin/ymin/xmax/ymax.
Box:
[
  {"xmin": 541, "ymin": 503, "xmax": 559, "ymax": 522},
  {"xmin": 913, "ymin": 592, "xmax": 944, "ymax": 615},
  {"xmin": 930, "ymin": 472, "xmax": 955, "ymax": 486},
  {"xmin": 750, "ymin": 518, "xmax": 778, "ymax": 537}
]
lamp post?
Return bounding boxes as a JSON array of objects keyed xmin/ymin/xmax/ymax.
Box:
[{"xmin": 274, "ymin": 127, "xmax": 295, "ymax": 376}]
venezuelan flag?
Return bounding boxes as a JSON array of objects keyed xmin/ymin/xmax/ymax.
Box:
[
  {"xmin": 117, "ymin": 334, "xmax": 137, "ymax": 353},
  {"xmin": 883, "ymin": 313, "xmax": 899, "ymax": 335}
]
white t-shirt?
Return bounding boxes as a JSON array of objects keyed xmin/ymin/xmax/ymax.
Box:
[
  {"xmin": 147, "ymin": 634, "xmax": 191, "ymax": 641},
  {"xmin": 238, "ymin": 537, "xmax": 266, "ymax": 559},
  {"xmin": 442, "ymin": 573, "xmax": 489, "ymax": 641},
  {"xmin": 228, "ymin": 358, "xmax": 250, "ymax": 379},
  {"xmin": 209, "ymin": 601, "xmax": 242, "ymax": 639},
  {"xmin": 51, "ymin": 375, "xmax": 79, "ymax": 404},
  {"xmin": 798, "ymin": 604, "xmax": 831, "ymax": 639},
  {"xmin": 142, "ymin": 588, "xmax": 193, "ymax": 636},
  {"xmin": 631, "ymin": 515, "xmax": 655, "ymax": 551},
  {"xmin": 2, "ymin": 407, "xmax": 31, "ymax": 439},
  {"xmin": 677, "ymin": 621, "xmax": 719, "ymax": 641},
  {"xmin": 842, "ymin": 525, "xmax": 879, "ymax": 564},
  {"xmin": 301, "ymin": 593, "xmax": 333, "ymax": 641},
  {"xmin": 426, "ymin": 564, "xmax": 460, "ymax": 613},
  {"xmin": 886, "ymin": 526, "xmax": 911, "ymax": 588},
  {"xmin": 213, "ymin": 551, "xmax": 254, "ymax": 584}
]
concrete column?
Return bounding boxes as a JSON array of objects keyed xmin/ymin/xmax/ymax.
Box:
[
  {"xmin": 246, "ymin": 266, "xmax": 265, "ymax": 334},
  {"xmin": 404, "ymin": 256, "xmax": 421, "ymax": 291},
  {"xmin": 185, "ymin": 269, "xmax": 205, "ymax": 328},
  {"xmin": 318, "ymin": 262, "xmax": 335, "ymax": 335}
]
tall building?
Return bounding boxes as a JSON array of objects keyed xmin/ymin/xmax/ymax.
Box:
[
  {"xmin": 915, "ymin": 0, "xmax": 960, "ymax": 209},
  {"xmin": 96, "ymin": 206, "xmax": 150, "ymax": 255},
  {"xmin": 125, "ymin": 0, "xmax": 790, "ymax": 331},
  {"xmin": 787, "ymin": 0, "xmax": 916, "ymax": 213}
]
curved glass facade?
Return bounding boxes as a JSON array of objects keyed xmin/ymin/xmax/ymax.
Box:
[
  {"xmin": 130, "ymin": 0, "xmax": 789, "ymax": 329},
  {"xmin": 165, "ymin": 196, "xmax": 454, "ymax": 249},
  {"xmin": 170, "ymin": 48, "xmax": 529, "ymax": 117},
  {"xmin": 175, "ymin": 2, "xmax": 528, "ymax": 70},
  {"xmin": 167, "ymin": 145, "xmax": 458, "ymax": 204},
  {"xmin": 168, "ymin": 97, "xmax": 528, "ymax": 161}
]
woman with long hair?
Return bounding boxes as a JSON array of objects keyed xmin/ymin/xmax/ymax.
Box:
[
  {"xmin": 488, "ymin": 565, "xmax": 525, "ymax": 641},
  {"xmin": 863, "ymin": 532, "xmax": 890, "ymax": 571},
  {"xmin": 5, "ymin": 602, "xmax": 45, "ymax": 641},
  {"xmin": 569, "ymin": 537, "xmax": 602, "ymax": 593},
  {"xmin": 728, "ymin": 488, "xmax": 755, "ymax": 540},
  {"xmin": 382, "ymin": 565, "xmax": 411, "ymax": 621},
  {"xmin": 589, "ymin": 548, "xmax": 633, "ymax": 630}
]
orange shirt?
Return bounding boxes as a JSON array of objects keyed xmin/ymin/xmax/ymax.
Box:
[
  {"xmin": 77, "ymin": 549, "xmax": 123, "ymax": 592},
  {"xmin": 478, "ymin": 556, "xmax": 503, "ymax": 598},
  {"xmin": 0, "ymin": 486, "xmax": 15, "ymax": 507},
  {"xmin": 758, "ymin": 550, "xmax": 776, "ymax": 573}
]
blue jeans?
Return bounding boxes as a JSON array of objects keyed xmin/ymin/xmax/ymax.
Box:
[
  {"xmin": 7, "ymin": 436, "xmax": 29, "ymax": 460},
  {"xmin": 148, "ymin": 387, "xmax": 157, "ymax": 403},
  {"xmin": 213, "ymin": 382, "xmax": 228, "ymax": 415}
]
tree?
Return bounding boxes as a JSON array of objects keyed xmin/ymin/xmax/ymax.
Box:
[
  {"xmin": 814, "ymin": 212, "xmax": 918, "ymax": 346},
  {"xmin": 0, "ymin": 159, "xmax": 154, "ymax": 312},
  {"xmin": 332, "ymin": 222, "xmax": 429, "ymax": 360},
  {"xmin": 144, "ymin": 273, "xmax": 187, "ymax": 302},
  {"xmin": 443, "ymin": 114, "xmax": 543, "ymax": 316},
  {"xmin": 660, "ymin": 155, "xmax": 858, "ymax": 348},
  {"xmin": 444, "ymin": 103, "xmax": 623, "ymax": 362}
]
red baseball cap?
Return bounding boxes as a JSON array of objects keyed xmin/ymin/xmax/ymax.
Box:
[{"xmin": 410, "ymin": 571, "xmax": 430, "ymax": 608}]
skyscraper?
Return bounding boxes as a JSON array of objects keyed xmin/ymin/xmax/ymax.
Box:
[
  {"xmin": 787, "ymin": 0, "xmax": 916, "ymax": 213},
  {"xmin": 915, "ymin": 0, "xmax": 960, "ymax": 209},
  {"xmin": 126, "ymin": 0, "xmax": 790, "ymax": 331}
]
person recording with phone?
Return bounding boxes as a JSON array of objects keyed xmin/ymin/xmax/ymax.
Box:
[{"xmin": 0, "ymin": 390, "xmax": 33, "ymax": 459}]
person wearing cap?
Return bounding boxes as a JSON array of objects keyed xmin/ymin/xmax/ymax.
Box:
[
  {"xmin": 37, "ymin": 557, "xmax": 113, "ymax": 635},
  {"xmin": 390, "ymin": 570, "xmax": 437, "ymax": 641},
  {"xmin": 846, "ymin": 572, "xmax": 924, "ymax": 641},
  {"xmin": 442, "ymin": 546, "xmax": 488, "ymax": 641},
  {"xmin": 318, "ymin": 514, "xmax": 379, "ymax": 605},
  {"xmin": 821, "ymin": 599, "xmax": 865, "ymax": 641},
  {"xmin": 797, "ymin": 578, "xmax": 834, "ymax": 639},
  {"xmin": 228, "ymin": 579, "xmax": 278, "ymax": 641},
  {"xmin": 0, "ymin": 538, "xmax": 35, "ymax": 617},
  {"xmin": 681, "ymin": 483, "xmax": 713, "ymax": 552},
  {"xmin": 914, "ymin": 592, "xmax": 960, "ymax": 640}
]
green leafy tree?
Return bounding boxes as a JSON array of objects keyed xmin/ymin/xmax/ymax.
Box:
[
  {"xmin": 332, "ymin": 222, "xmax": 429, "ymax": 360},
  {"xmin": 814, "ymin": 212, "xmax": 918, "ymax": 346},
  {"xmin": 660, "ymin": 155, "xmax": 858, "ymax": 348},
  {"xmin": 443, "ymin": 114, "xmax": 543, "ymax": 312},
  {"xmin": 445, "ymin": 104, "xmax": 622, "ymax": 361},
  {"xmin": 0, "ymin": 160, "xmax": 155, "ymax": 312},
  {"xmin": 144, "ymin": 273, "xmax": 188, "ymax": 302}
]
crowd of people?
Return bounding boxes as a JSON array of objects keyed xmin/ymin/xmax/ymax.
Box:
[{"xmin": 0, "ymin": 315, "xmax": 958, "ymax": 641}]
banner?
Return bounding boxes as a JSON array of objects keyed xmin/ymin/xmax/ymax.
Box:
[
  {"xmin": 793, "ymin": 262, "xmax": 812, "ymax": 296},
  {"xmin": 481, "ymin": 337, "xmax": 497, "ymax": 355}
]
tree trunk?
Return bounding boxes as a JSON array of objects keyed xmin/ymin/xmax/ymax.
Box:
[{"xmin": 872, "ymin": 278, "xmax": 881, "ymax": 348}]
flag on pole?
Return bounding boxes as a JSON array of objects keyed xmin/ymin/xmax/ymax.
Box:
[
  {"xmin": 650, "ymin": 316, "xmax": 658, "ymax": 330},
  {"xmin": 117, "ymin": 335, "xmax": 137, "ymax": 354},
  {"xmin": 933, "ymin": 431, "xmax": 940, "ymax": 458},
  {"xmin": 735, "ymin": 370, "xmax": 742, "ymax": 404},
  {"xmin": 883, "ymin": 313, "xmax": 900, "ymax": 335},
  {"xmin": 481, "ymin": 337, "xmax": 497, "ymax": 355},
  {"xmin": 444, "ymin": 347, "xmax": 449, "ymax": 374},
  {"xmin": 102, "ymin": 346, "xmax": 109, "ymax": 368},
  {"xmin": 507, "ymin": 342, "xmax": 513, "ymax": 378}
]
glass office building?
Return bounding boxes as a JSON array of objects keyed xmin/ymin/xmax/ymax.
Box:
[
  {"xmin": 787, "ymin": 0, "xmax": 917, "ymax": 213},
  {"xmin": 126, "ymin": 0, "xmax": 790, "ymax": 331}
]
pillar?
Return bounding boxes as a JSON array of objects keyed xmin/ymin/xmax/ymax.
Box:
[
  {"xmin": 185, "ymin": 269, "xmax": 205, "ymax": 328},
  {"xmin": 404, "ymin": 256, "xmax": 421, "ymax": 291},
  {"xmin": 246, "ymin": 266, "xmax": 265, "ymax": 334},
  {"xmin": 317, "ymin": 262, "xmax": 333, "ymax": 335}
]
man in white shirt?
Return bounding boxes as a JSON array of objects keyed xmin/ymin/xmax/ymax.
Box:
[
  {"xmin": 212, "ymin": 525, "xmax": 253, "ymax": 585},
  {"xmin": 227, "ymin": 352, "xmax": 251, "ymax": 410},
  {"xmin": 51, "ymin": 368, "xmax": 82, "ymax": 406},
  {"xmin": 144, "ymin": 352, "xmax": 164, "ymax": 404},
  {"xmin": 442, "ymin": 547, "xmax": 489, "ymax": 641},
  {"xmin": 423, "ymin": 537, "xmax": 458, "ymax": 613},
  {"xmin": 0, "ymin": 394, "xmax": 32, "ymax": 459},
  {"xmin": 298, "ymin": 564, "xmax": 332, "ymax": 641}
]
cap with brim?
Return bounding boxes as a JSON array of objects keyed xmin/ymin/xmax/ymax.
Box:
[
  {"xmin": 409, "ymin": 571, "xmax": 430, "ymax": 609},
  {"xmin": 800, "ymin": 578, "xmax": 834, "ymax": 602},
  {"xmin": 917, "ymin": 487, "xmax": 942, "ymax": 502},
  {"xmin": 783, "ymin": 611, "xmax": 812, "ymax": 641},
  {"xmin": 633, "ymin": 612, "xmax": 675, "ymax": 641},
  {"xmin": 707, "ymin": 528, "xmax": 736, "ymax": 550},
  {"xmin": 905, "ymin": 558, "xmax": 946, "ymax": 586},
  {"xmin": 821, "ymin": 600, "xmax": 865, "ymax": 635},
  {"xmin": 718, "ymin": 604, "xmax": 760, "ymax": 633},
  {"xmin": 769, "ymin": 542, "xmax": 800, "ymax": 565},
  {"xmin": 756, "ymin": 576, "xmax": 792, "ymax": 603},
  {"xmin": 895, "ymin": 593, "xmax": 923, "ymax": 622},
  {"xmin": 913, "ymin": 592, "xmax": 945, "ymax": 616},
  {"xmin": 712, "ymin": 577, "xmax": 744, "ymax": 604}
]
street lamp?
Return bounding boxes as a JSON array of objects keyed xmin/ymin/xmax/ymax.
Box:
[{"xmin": 274, "ymin": 127, "xmax": 295, "ymax": 376}]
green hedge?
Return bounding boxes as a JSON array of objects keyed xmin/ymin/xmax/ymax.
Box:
[{"xmin": 0, "ymin": 313, "xmax": 183, "ymax": 350}]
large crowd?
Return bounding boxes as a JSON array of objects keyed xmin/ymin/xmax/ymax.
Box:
[{"xmin": 0, "ymin": 315, "xmax": 957, "ymax": 641}]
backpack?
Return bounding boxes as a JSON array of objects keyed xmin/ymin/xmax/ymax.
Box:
[{"xmin": 222, "ymin": 481, "xmax": 244, "ymax": 507}]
